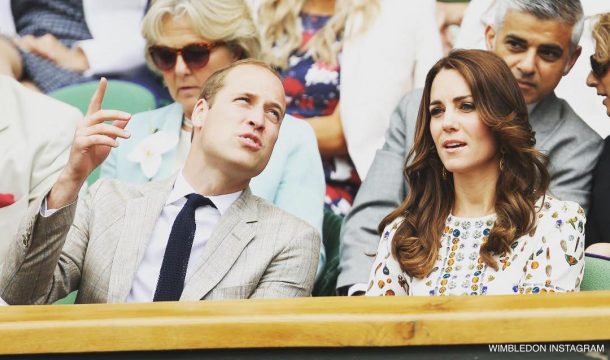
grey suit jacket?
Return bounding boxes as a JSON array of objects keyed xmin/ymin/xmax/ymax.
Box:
[
  {"xmin": 0, "ymin": 177, "xmax": 320, "ymax": 304},
  {"xmin": 337, "ymin": 89, "xmax": 603, "ymax": 290}
]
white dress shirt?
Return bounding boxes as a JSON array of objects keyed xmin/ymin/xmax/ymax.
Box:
[
  {"xmin": 42, "ymin": 170, "xmax": 241, "ymax": 303},
  {"xmin": 126, "ymin": 171, "xmax": 241, "ymax": 302}
]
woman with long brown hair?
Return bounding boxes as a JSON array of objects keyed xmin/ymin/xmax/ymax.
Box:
[{"xmin": 367, "ymin": 49, "xmax": 586, "ymax": 296}]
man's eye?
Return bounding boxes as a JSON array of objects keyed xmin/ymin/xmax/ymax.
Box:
[
  {"xmin": 236, "ymin": 97, "xmax": 249, "ymax": 103},
  {"xmin": 266, "ymin": 109, "xmax": 281, "ymax": 123},
  {"xmin": 539, "ymin": 49, "xmax": 561, "ymax": 61},
  {"xmin": 506, "ymin": 40, "xmax": 525, "ymax": 51}
]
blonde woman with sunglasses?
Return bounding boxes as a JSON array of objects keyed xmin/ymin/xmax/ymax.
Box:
[{"xmin": 100, "ymin": 0, "xmax": 326, "ymax": 273}]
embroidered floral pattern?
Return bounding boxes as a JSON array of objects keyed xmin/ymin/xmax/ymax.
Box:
[{"xmin": 366, "ymin": 197, "xmax": 586, "ymax": 297}]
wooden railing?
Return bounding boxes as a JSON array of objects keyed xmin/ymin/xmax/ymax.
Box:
[{"xmin": 0, "ymin": 291, "xmax": 609, "ymax": 355}]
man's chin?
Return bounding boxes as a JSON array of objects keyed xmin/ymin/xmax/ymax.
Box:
[
  {"xmin": 225, "ymin": 158, "xmax": 268, "ymax": 180},
  {"xmin": 523, "ymin": 93, "xmax": 544, "ymax": 106}
]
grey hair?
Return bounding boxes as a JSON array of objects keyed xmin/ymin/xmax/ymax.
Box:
[{"xmin": 493, "ymin": 0, "xmax": 584, "ymax": 52}]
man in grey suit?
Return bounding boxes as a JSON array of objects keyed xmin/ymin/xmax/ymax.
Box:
[
  {"xmin": 338, "ymin": 0, "xmax": 603, "ymax": 295},
  {"xmin": 0, "ymin": 59, "xmax": 320, "ymax": 304}
]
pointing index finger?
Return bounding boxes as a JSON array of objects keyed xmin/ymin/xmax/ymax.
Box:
[{"xmin": 86, "ymin": 77, "xmax": 107, "ymax": 117}]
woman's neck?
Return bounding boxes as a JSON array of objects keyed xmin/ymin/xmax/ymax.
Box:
[
  {"xmin": 182, "ymin": 114, "xmax": 193, "ymax": 132},
  {"xmin": 302, "ymin": 0, "xmax": 335, "ymax": 16},
  {"xmin": 451, "ymin": 167, "xmax": 499, "ymax": 218}
]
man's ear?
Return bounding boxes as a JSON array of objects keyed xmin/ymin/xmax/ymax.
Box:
[
  {"xmin": 484, "ymin": 24, "xmax": 496, "ymax": 51},
  {"xmin": 564, "ymin": 45, "xmax": 582, "ymax": 76},
  {"xmin": 191, "ymin": 98, "xmax": 209, "ymax": 128}
]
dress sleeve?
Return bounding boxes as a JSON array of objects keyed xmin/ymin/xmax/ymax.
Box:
[
  {"xmin": 365, "ymin": 219, "xmax": 410, "ymax": 296},
  {"xmin": 518, "ymin": 200, "xmax": 586, "ymax": 293}
]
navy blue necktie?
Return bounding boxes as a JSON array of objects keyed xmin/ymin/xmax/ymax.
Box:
[{"xmin": 153, "ymin": 193, "xmax": 216, "ymax": 302}]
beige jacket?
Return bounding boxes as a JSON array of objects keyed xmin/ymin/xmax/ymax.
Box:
[{"xmin": 0, "ymin": 177, "xmax": 320, "ymax": 304}]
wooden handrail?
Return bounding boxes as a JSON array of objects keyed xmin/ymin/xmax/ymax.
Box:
[{"xmin": 0, "ymin": 291, "xmax": 609, "ymax": 355}]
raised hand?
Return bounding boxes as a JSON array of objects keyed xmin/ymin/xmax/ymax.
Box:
[{"xmin": 48, "ymin": 78, "xmax": 131, "ymax": 209}]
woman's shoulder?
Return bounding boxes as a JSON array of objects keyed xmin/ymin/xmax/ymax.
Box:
[
  {"xmin": 279, "ymin": 114, "xmax": 315, "ymax": 135},
  {"xmin": 536, "ymin": 195, "xmax": 585, "ymax": 222},
  {"xmin": 380, "ymin": 216, "xmax": 405, "ymax": 239},
  {"xmin": 127, "ymin": 102, "xmax": 183, "ymax": 133},
  {"xmin": 532, "ymin": 195, "xmax": 586, "ymax": 240},
  {"xmin": 276, "ymin": 114, "xmax": 317, "ymax": 147}
]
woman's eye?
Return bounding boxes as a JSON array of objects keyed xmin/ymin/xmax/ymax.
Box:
[
  {"xmin": 236, "ymin": 97, "xmax": 249, "ymax": 103},
  {"xmin": 461, "ymin": 102, "xmax": 475, "ymax": 111},
  {"xmin": 430, "ymin": 107, "xmax": 443, "ymax": 117}
]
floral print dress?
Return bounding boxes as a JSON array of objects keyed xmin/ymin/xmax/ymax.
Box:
[
  {"xmin": 366, "ymin": 196, "xmax": 586, "ymax": 296},
  {"xmin": 280, "ymin": 13, "xmax": 361, "ymax": 217}
]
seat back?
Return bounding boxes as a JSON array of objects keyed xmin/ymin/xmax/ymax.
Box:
[
  {"xmin": 312, "ymin": 210, "xmax": 343, "ymax": 296},
  {"xmin": 580, "ymin": 254, "xmax": 610, "ymax": 291},
  {"xmin": 49, "ymin": 80, "xmax": 156, "ymax": 115}
]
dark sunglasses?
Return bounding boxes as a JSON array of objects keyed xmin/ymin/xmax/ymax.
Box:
[
  {"xmin": 149, "ymin": 42, "xmax": 223, "ymax": 71},
  {"xmin": 590, "ymin": 55, "xmax": 610, "ymax": 79}
]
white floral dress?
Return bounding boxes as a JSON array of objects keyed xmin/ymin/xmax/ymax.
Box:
[{"xmin": 366, "ymin": 197, "xmax": 586, "ymax": 296}]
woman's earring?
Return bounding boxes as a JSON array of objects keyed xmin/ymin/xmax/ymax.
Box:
[
  {"xmin": 442, "ymin": 167, "xmax": 448, "ymax": 180},
  {"xmin": 499, "ymin": 147, "xmax": 506, "ymax": 171}
]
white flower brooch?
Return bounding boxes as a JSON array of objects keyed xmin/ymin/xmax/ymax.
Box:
[{"xmin": 128, "ymin": 130, "xmax": 179, "ymax": 178}]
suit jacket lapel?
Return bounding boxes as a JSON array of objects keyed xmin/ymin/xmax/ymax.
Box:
[
  {"xmin": 0, "ymin": 114, "xmax": 9, "ymax": 134},
  {"xmin": 530, "ymin": 92, "xmax": 561, "ymax": 149},
  {"xmin": 181, "ymin": 188, "xmax": 258, "ymax": 301},
  {"xmin": 106, "ymin": 176, "xmax": 176, "ymax": 302}
]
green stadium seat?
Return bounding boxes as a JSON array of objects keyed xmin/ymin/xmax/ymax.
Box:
[
  {"xmin": 312, "ymin": 209, "xmax": 343, "ymax": 296},
  {"xmin": 581, "ymin": 254, "xmax": 610, "ymax": 291}
]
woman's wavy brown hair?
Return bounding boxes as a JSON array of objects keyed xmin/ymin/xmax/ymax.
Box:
[{"xmin": 380, "ymin": 49, "xmax": 550, "ymax": 278}]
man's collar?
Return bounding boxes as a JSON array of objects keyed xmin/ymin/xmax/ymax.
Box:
[
  {"xmin": 166, "ymin": 170, "xmax": 242, "ymax": 216},
  {"xmin": 526, "ymin": 101, "xmax": 538, "ymax": 114}
]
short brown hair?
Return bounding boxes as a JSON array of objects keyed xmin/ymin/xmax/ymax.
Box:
[{"xmin": 198, "ymin": 59, "xmax": 282, "ymax": 107}]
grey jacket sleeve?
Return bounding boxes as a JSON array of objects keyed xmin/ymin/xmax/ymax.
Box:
[
  {"xmin": 337, "ymin": 89, "xmax": 422, "ymax": 290},
  {"xmin": 533, "ymin": 96, "xmax": 604, "ymax": 213}
]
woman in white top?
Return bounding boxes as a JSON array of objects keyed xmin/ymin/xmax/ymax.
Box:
[{"xmin": 367, "ymin": 49, "xmax": 586, "ymax": 297}]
